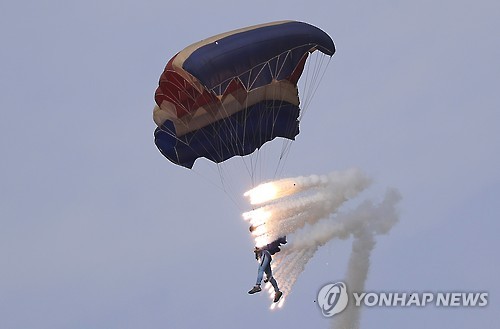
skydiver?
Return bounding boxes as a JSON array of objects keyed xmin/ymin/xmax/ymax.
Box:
[{"xmin": 248, "ymin": 237, "xmax": 287, "ymax": 303}]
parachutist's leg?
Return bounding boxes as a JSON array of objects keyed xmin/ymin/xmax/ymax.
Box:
[
  {"xmin": 265, "ymin": 264, "xmax": 283, "ymax": 302},
  {"xmin": 256, "ymin": 264, "xmax": 265, "ymax": 286},
  {"xmin": 249, "ymin": 253, "xmax": 271, "ymax": 294},
  {"xmin": 256, "ymin": 253, "xmax": 271, "ymax": 285},
  {"xmin": 268, "ymin": 277, "xmax": 279, "ymax": 292},
  {"xmin": 265, "ymin": 264, "xmax": 279, "ymax": 292}
]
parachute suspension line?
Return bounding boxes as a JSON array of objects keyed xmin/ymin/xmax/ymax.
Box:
[
  {"xmin": 272, "ymin": 84, "xmax": 291, "ymax": 181},
  {"xmin": 219, "ymin": 102, "xmax": 241, "ymax": 166},
  {"xmin": 154, "ymin": 22, "xmax": 336, "ymax": 214},
  {"xmin": 184, "ymin": 92, "xmax": 229, "ymax": 166},
  {"xmin": 191, "ymin": 163, "xmax": 242, "ymax": 210},
  {"xmin": 248, "ymin": 89, "xmax": 267, "ymax": 187},
  {"xmin": 274, "ymin": 53, "xmax": 331, "ymax": 179},
  {"xmin": 302, "ymin": 53, "xmax": 325, "ymax": 111},
  {"xmin": 258, "ymin": 53, "xmax": 289, "ymax": 184},
  {"xmin": 215, "ymin": 91, "xmax": 239, "ymax": 162},
  {"xmin": 210, "ymin": 59, "xmax": 277, "ymax": 188},
  {"xmin": 273, "ymin": 50, "xmax": 302, "ymax": 179},
  {"xmin": 174, "ymin": 86, "xmax": 245, "ymax": 204},
  {"xmin": 270, "ymin": 50, "xmax": 292, "ymax": 179},
  {"xmin": 161, "ymin": 110, "xmax": 240, "ymax": 205},
  {"xmin": 182, "ymin": 49, "xmax": 331, "ymax": 194},
  {"xmin": 237, "ymin": 56, "xmax": 278, "ymax": 187},
  {"xmin": 214, "ymin": 100, "xmax": 251, "ymax": 198},
  {"xmin": 241, "ymin": 71, "xmax": 258, "ymax": 187},
  {"xmin": 275, "ymin": 139, "xmax": 293, "ymax": 178},
  {"xmin": 213, "ymin": 80, "xmax": 258, "ymax": 189},
  {"xmin": 157, "ymin": 118, "xmax": 232, "ymax": 178},
  {"xmin": 233, "ymin": 48, "xmax": 331, "ymax": 185},
  {"xmin": 252, "ymin": 59, "xmax": 279, "ymax": 186},
  {"xmin": 163, "ymin": 80, "xmax": 232, "ymax": 168},
  {"xmin": 267, "ymin": 48, "xmax": 308, "ymax": 182},
  {"xmin": 300, "ymin": 54, "xmax": 331, "ymax": 120}
]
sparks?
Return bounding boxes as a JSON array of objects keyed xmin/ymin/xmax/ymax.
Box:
[
  {"xmin": 244, "ymin": 179, "xmax": 302, "ymax": 205},
  {"xmin": 242, "ymin": 208, "xmax": 271, "ymax": 227},
  {"xmin": 244, "ymin": 182, "xmax": 278, "ymax": 205},
  {"xmin": 254, "ymin": 235, "xmax": 270, "ymax": 248}
]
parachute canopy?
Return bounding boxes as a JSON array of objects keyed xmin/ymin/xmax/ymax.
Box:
[{"xmin": 153, "ymin": 20, "xmax": 335, "ymax": 168}]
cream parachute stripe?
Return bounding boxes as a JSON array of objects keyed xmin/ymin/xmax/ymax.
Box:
[
  {"xmin": 170, "ymin": 20, "xmax": 294, "ymax": 94},
  {"xmin": 153, "ymin": 80, "xmax": 299, "ymax": 135}
]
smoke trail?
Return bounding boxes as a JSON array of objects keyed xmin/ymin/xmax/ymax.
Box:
[
  {"xmin": 332, "ymin": 231, "xmax": 375, "ymax": 329},
  {"xmin": 289, "ymin": 188, "xmax": 401, "ymax": 250},
  {"xmin": 330, "ymin": 189, "xmax": 400, "ymax": 328},
  {"xmin": 242, "ymin": 169, "xmax": 401, "ymax": 318},
  {"xmin": 243, "ymin": 168, "xmax": 372, "ymax": 246},
  {"xmin": 245, "ymin": 169, "xmax": 371, "ymax": 205},
  {"xmin": 272, "ymin": 189, "xmax": 400, "ymax": 299}
]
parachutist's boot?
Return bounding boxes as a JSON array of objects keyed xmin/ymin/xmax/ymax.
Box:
[
  {"xmin": 248, "ymin": 285, "xmax": 262, "ymax": 294},
  {"xmin": 273, "ymin": 291, "xmax": 283, "ymax": 303}
]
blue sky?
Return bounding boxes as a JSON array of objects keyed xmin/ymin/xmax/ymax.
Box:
[{"xmin": 1, "ymin": 1, "xmax": 499, "ymax": 328}]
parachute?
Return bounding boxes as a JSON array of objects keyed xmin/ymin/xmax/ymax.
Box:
[{"xmin": 153, "ymin": 21, "xmax": 335, "ymax": 169}]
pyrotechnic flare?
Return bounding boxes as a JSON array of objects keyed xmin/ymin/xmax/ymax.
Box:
[
  {"xmin": 272, "ymin": 189, "xmax": 401, "ymax": 303},
  {"xmin": 243, "ymin": 169, "xmax": 371, "ymax": 246},
  {"xmin": 242, "ymin": 169, "xmax": 401, "ymax": 314}
]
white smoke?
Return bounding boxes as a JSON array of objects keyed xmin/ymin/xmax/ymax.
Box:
[
  {"xmin": 243, "ymin": 168, "xmax": 401, "ymax": 327},
  {"xmin": 243, "ymin": 168, "xmax": 372, "ymax": 246}
]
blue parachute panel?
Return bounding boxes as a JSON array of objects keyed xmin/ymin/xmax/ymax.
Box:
[
  {"xmin": 182, "ymin": 21, "xmax": 335, "ymax": 92},
  {"xmin": 154, "ymin": 101, "xmax": 300, "ymax": 168}
]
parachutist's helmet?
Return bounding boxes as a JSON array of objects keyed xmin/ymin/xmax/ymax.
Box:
[{"xmin": 249, "ymin": 225, "xmax": 256, "ymax": 232}]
